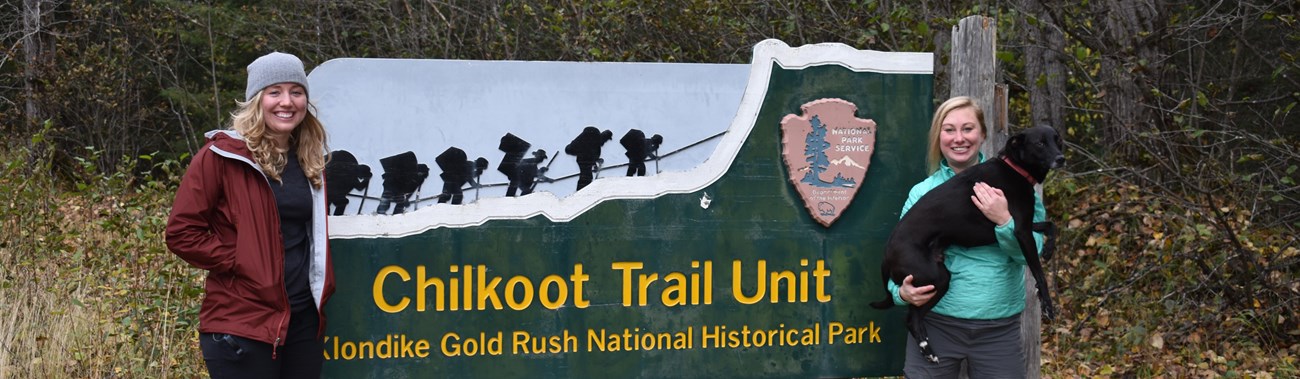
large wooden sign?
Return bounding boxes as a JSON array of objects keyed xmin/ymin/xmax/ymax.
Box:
[{"xmin": 315, "ymin": 39, "xmax": 933, "ymax": 378}]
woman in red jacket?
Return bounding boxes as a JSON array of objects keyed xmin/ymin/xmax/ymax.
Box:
[{"xmin": 166, "ymin": 51, "xmax": 334, "ymax": 378}]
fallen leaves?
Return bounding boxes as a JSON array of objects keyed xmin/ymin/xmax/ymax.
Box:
[{"xmin": 1041, "ymin": 175, "xmax": 1298, "ymax": 377}]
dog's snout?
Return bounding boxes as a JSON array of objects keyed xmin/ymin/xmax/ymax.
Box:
[{"xmin": 1053, "ymin": 155, "xmax": 1066, "ymax": 168}]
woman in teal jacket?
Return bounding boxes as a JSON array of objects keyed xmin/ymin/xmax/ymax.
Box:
[{"xmin": 889, "ymin": 96, "xmax": 1045, "ymax": 378}]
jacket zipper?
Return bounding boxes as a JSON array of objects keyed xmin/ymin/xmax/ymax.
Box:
[
  {"xmin": 242, "ymin": 145, "xmax": 291, "ymax": 361},
  {"xmin": 273, "ymin": 286, "xmax": 290, "ymax": 359}
]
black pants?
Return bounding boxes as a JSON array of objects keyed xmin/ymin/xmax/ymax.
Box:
[
  {"xmin": 329, "ymin": 199, "xmax": 349, "ymax": 216},
  {"xmin": 200, "ymin": 308, "xmax": 323, "ymax": 379},
  {"xmin": 518, "ymin": 173, "xmax": 537, "ymax": 195},
  {"xmin": 438, "ymin": 181, "xmax": 464, "ymax": 204},
  {"xmin": 505, "ymin": 173, "xmax": 521, "ymax": 197},
  {"xmin": 626, "ymin": 161, "xmax": 646, "ymax": 176},
  {"xmin": 576, "ymin": 161, "xmax": 596, "ymax": 190},
  {"xmin": 376, "ymin": 192, "xmax": 412, "ymax": 214}
]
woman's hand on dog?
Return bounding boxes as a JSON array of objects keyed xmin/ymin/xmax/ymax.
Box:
[
  {"xmin": 971, "ymin": 182, "xmax": 1012, "ymax": 226},
  {"xmin": 900, "ymin": 275, "xmax": 936, "ymax": 306}
]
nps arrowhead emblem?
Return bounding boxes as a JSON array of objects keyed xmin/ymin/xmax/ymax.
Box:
[{"xmin": 780, "ymin": 98, "xmax": 877, "ymax": 227}]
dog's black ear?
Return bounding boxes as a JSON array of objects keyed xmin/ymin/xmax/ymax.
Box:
[{"xmin": 1007, "ymin": 131, "xmax": 1025, "ymax": 149}]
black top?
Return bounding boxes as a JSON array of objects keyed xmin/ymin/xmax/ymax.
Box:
[{"xmin": 272, "ymin": 150, "xmax": 315, "ymax": 313}]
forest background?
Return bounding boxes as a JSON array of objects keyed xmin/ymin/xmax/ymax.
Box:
[{"xmin": 1, "ymin": 1, "xmax": 1297, "ymax": 378}]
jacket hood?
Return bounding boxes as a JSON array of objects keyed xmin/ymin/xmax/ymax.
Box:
[{"xmin": 205, "ymin": 130, "xmax": 253, "ymax": 159}]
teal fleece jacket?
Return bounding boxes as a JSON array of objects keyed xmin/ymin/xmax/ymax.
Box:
[{"xmin": 887, "ymin": 156, "xmax": 1045, "ymax": 320}]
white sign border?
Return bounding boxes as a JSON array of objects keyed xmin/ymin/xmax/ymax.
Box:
[{"xmin": 330, "ymin": 39, "xmax": 933, "ymax": 239}]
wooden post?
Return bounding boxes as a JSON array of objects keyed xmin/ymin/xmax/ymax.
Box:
[
  {"xmin": 949, "ymin": 15, "xmax": 1041, "ymax": 378},
  {"xmin": 950, "ymin": 16, "xmax": 1008, "ymax": 157}
]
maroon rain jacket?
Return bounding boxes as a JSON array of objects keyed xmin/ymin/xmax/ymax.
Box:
[{"xmin": 166, "ymin": 130, "xmax": 334, "ymax": 346}]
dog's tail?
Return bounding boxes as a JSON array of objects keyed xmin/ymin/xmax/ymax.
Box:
[{"xmin": 869, "ymin": 264, "xmax": 895, "ymax": 309}]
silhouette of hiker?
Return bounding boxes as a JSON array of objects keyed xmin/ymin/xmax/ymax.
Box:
[
  {"xmin": 565, "ymin": 126, "xmax": 612, "ymax": 191},
  {"xmin": 436, "ymin": 147, "xmax": 478, "ymax": 205},
  {"xmin": 444, "ymin": 157, "xmax": 488, "ymax": 203},
  {"xmin": 323, "ymin": 150, "xmax": 372, "ymax": 215},
  {"xmin": 375, "ymin": 151, "xmax": 428, "ymax": 215},
  {"xmin": 620, "ymin": 129, "xmax": 663, "ymax": 177},
  {"xmin": 498, "ymin": 133, "xmax": 531, "ymax": 197}
]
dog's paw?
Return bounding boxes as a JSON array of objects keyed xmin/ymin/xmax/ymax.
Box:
[
  {"xmin": 1041, "ymin": 303, "xmax": 1057, "ymax": 321},
  {"xmin": 918, "ymin": 339, "xmax": 939, "ymax": 363}
]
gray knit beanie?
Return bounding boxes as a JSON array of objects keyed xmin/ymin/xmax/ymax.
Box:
[{"xmin": 245, "ymin": 52, "xmax": 309, "ymax": 101}]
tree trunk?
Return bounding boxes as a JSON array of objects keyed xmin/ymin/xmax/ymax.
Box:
[
  {"xmin": 950, "ymin": 16, "xmax": 1006, "ymax": 159},
  {"xmin": 21, "ymin": 0, "xmax": 46, "ymax": 132},
  {"xmin": 1091, "ymin": 0, "xmax": 1164, "ymax": 156},
  {"xmin": 1020, "ymin": 0, "xmax": 1068, "ymax": 130}
]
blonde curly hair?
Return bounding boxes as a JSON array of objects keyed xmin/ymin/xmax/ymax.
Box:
[{"xmin": 229, "ymin": 94, "xmax": 328, "ymax": 189}]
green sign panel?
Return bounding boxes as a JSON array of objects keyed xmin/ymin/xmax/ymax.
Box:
[{"xmin": 322, "ymin": 40, "xmax": 932, "ymax": 378}]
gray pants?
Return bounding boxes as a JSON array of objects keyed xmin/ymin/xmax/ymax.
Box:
[{"xmin": 903, "ymin": 312, "xmax": 1025, "ymax": 379}]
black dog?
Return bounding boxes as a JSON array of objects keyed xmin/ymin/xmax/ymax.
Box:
[{"xmin": 870, "ymin": 125, "xmax": 1065, "ymax": 363}]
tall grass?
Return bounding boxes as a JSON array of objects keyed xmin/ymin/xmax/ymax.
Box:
[{"xmin": 0, "ymin": 127, "xmax": 206, "ymax": 378}]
